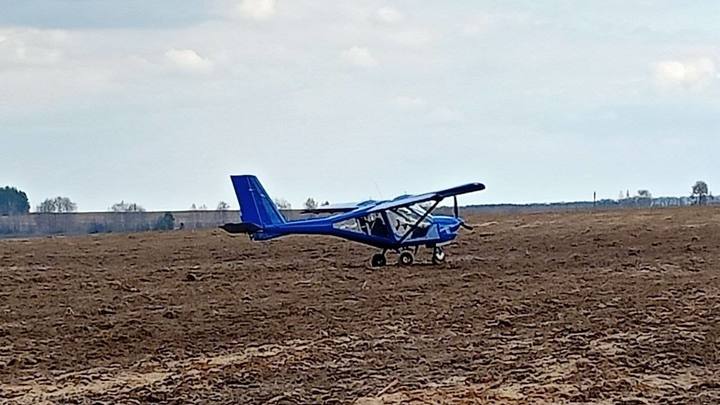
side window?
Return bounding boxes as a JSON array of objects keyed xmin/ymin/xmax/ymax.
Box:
[{"xmin": 333, "ymin": 219, "xmax": 362, "ymax": 233}]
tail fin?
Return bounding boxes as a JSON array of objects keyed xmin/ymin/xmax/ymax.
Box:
[{"xmin": 231, "ymin": 175, "xmax": 286, "ymax": 228}]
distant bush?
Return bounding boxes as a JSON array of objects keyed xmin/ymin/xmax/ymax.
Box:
[
  {"xmin": 154, "ymin": 212, "xmax": 175, "ymax": 231},
  {"xmin": 88, "ymin": 222, "xmax": 109, "ymax": 234},
  {"xmin": 0, "ymin": 224, "xmax": 17, "ymax": 235}
]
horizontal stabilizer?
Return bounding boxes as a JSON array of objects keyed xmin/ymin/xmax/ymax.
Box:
[{"xmin": 220, "ymin": 222, "xmax": 262, "ymax": 234}]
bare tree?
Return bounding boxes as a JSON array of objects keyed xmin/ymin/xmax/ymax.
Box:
[
  {"xmin": 304, "ymin": 197, "xmax": 318, "ymax": 210},
  {"xmin": 37, "ymin": 197, "xmax": 77, "ymax": 213},
  {"xmin": 58, "ymin": 197, "xmax": 77, "ymax": 213},
  {"xmin": 110, "ymin": 201, "xmax": 145, "ymax": 212},
  {"xmin": 274, "ymin": 198, "xmax": 292, "ymax": 209},
  {"xmin": 215, "ymin": 201, "xmax": 232, "ymax": 223},
  {"xmin": 692, "ymin": 181, "xmax": 709, "ymax": 205},
  {"xmin": 127, "ymin": 203, "xmax": 144, "ymax": 212},
  {"xmin": 37, "ymin": 199, "xmax": 58, "ymax": 213}
]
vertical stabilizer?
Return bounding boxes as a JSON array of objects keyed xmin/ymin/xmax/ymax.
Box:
[{"xmin": 231, "ymin": 175, "xmax": 286, "ymax": 227}]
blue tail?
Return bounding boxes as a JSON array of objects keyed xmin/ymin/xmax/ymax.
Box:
[{"xmin": 230, "ymin": 175, "xmax": 286, "ymax": 228}]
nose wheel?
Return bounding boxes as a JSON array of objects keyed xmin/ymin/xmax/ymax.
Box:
[{"xmin": 432, "ymin": 247, "xmax": 446, "ymax": 264}]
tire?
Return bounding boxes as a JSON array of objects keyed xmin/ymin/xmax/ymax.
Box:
[
  {"xmin": 371, "ymin": 253, "xmax": 387, "ymax": 267},
  {"xmin": 432, "ymin": 247, "xmax": 446, "ymax": 264},
  {"xmin": 398, "ymin": 251, "xmax": 414, "ymax": 266}
]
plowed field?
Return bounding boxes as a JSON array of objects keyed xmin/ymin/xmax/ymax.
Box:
[{"xmin": 2, "ymin": 208, "xmax": 720, "ymax": 404}]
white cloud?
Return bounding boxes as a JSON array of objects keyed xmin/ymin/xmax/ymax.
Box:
[
  {"xmin": 461, "ymin": 13, "xmax": 538, "ymax": 37},
  {"xmin": 390, "ymin": 30, "xmax": 434, "ymax": 48},
  {"xmin": 654, "ymin": 58, "xmax": 716, "ymax": 88},
  {"xmin": 376, "ymin": 7, "xmax": 404, "ymax": 24},
  {"xmin": 165, "ymin": 49, "xmax": 214, "ymax": 72},
  {"xmin": 0, "ymin": 28, "xmax": 66, "ymax": 68},
  {"xmin": 462, "ymin": 15, "xmax": 493, "ymax": 36},
  {"xmin": 393, "ymin": 96, "xmax": 427, "ymax": 110},
  {"xmin": 341, "ymin": 46, "xmax": 377, "ymax": 68},
  {"xmin": 429, "ymin": 107, "xmax": 464, "ymax": 124},
  {"xmin": 237, "ymin": 0, "xmax": 276, "ymax": 20}
]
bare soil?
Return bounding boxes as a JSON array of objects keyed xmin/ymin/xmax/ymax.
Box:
[{"xmin": 1, "ymin": 208, "xmax": 720, "ymax": 404}]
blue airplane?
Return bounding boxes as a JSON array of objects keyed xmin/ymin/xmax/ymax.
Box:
[{"xmin": 221, "ymin": 175, "xmax": 486, "ymax": 266}]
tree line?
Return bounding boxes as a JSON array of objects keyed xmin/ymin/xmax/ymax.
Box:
[
  {"xmin": 0, "ymin": 186, "xmax": 237, "ymax": 216},
  {"xmin": 0, "ymin": 180, "xmax": 715, "ymax": 217},
  {"xmin": 274, "ymin": 197, "xmax": 330, "ymax": 210},
  {"xmin": 614, "ymin": 181, "xmax": 712, "ymax": 206}
]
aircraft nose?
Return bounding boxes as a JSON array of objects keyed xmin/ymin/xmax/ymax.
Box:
[{"xmin": 438, "ymin": 217, "xmax": 462, "ymax": 232}]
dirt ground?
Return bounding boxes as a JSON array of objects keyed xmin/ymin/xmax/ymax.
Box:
[{"xmin": 1, "ymin": 207, "xmax": 719, "ymax": 404}]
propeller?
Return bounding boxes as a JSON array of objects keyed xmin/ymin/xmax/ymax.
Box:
[{"xmin": 453, "ymin": 195, "xmax": 474, "ymax": 230}]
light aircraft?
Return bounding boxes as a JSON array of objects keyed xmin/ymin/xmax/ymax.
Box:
[{"xmin": 221, "ymin": 175, "xmax": 485, "ymax": 266}]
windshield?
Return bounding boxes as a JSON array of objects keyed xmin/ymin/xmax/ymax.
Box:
[{"xmin": 387, "ymin": 203, "xmax": 433, "ymax": 237}]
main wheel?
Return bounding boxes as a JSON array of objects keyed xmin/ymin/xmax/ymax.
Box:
[
  {"xmin": 371, "ymin": 253, "xmax": 387, "ymax": 267},
  {"xmin": 432, "ymin": 247, "xmax": 446, "ymax": 264},
  {"xmin": 398, "ymin": 251, "xmax": 414, "ymax": 266}
]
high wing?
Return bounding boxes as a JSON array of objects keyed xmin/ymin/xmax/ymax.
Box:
[{"xmin": 365, "ymin": 183, "xmax": 485, "ymax": 214}]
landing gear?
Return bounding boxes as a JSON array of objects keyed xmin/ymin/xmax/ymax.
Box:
[
  {"xmin": 371, "ymin": 253, "xmax": 387, "ymax": 267},
  {"xmin": 398, "ymin": 251, "xmax": 414, "ymax": 266},
  {"xmin": 432, "ymin": 246, "xmax": 446, "ymax": 264},
  {"xmin": 371, "ymin": 247, "xmax": 445, "ymax": 267}
]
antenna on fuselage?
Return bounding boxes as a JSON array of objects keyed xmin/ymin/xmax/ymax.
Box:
[{"xmin": 373, "ymin": 181, "xmax": 384, "ymax": 200}]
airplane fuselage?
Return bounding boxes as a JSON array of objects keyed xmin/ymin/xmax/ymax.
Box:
[{"xmin": 251, "ymin": 211, "xmax": 463, "ymax": 250}]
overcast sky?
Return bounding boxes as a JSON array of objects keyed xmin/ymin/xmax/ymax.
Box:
[{"xmin": 2, "ymin": 1, "xmax": 719, "ymax": 211}]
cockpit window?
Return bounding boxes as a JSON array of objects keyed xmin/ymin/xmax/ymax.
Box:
[{"xmin": 334, "ymin": 213, "xmax": 392, "ymax": 238}]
